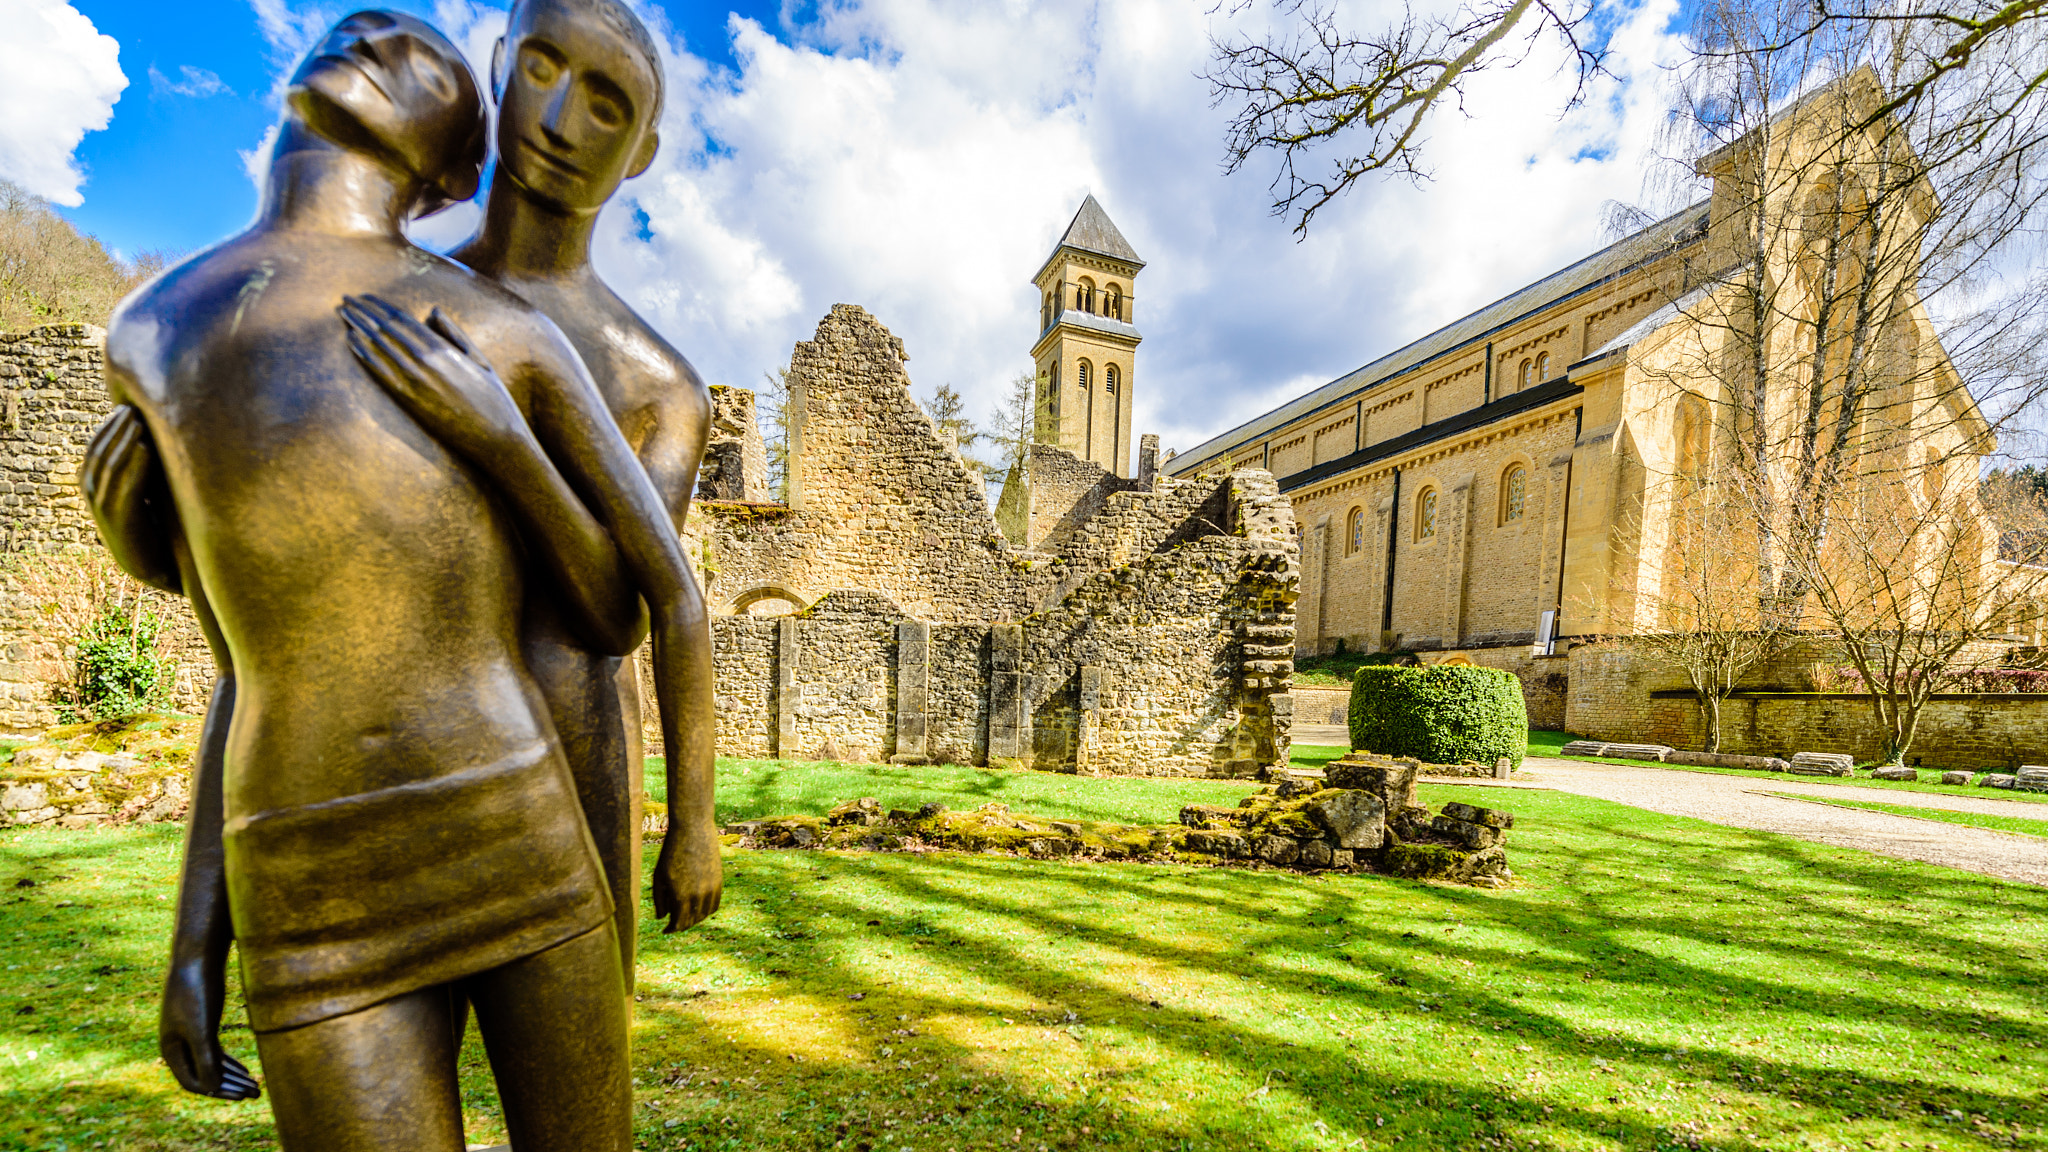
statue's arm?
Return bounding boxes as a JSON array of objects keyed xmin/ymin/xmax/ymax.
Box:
[
  {"xmin": 158, "ymin": 561, "xmax": 258, "ymax": 1100},
  {"xmin": 624, "ymin": 386, "xmax": 722, "ymax": 935},
  {"xmin": 509, "ymin": 334, "xmax": 720, "ymax": 932},
  {"xmin": 82, "ymin": 407, "xmax": 181, "ymax": 594},
  {"xmin": 340, "ymin": 296, "xmax": 645, "ymax": 656},
  {"xmin": 79, "ymin": 404, "xmax": 257, "ymax": 1098}
]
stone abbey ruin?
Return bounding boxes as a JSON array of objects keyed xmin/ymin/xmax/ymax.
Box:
[
  {"xmin": 687, "ymin": 305, "xmax": 1298, "ymax": 776},
  {"xmin": 0, "ymin": 309, "xmax": 1301, "ymax": 778}
]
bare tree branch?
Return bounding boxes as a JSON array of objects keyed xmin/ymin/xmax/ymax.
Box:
[{"xmin": 1204, "ymin": 0, "xmax": 1602, "ymax": 234}]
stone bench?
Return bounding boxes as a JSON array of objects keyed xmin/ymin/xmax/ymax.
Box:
[
  {"xmin": 1789, "ymin": 752, "xmax": 1855, "ymax": 777},
  {"xmin": 1559, "ymin": 740, "xmax": 1673, "ymax": 761}
]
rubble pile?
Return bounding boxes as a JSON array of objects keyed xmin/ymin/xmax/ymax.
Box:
[
  {"xmin": 722, "ymin": 753, "xmax": 1518, "ymax": 887},
  {"xmin": 0, "ymin": 714, "xmax": 198, "ymax": 828}
]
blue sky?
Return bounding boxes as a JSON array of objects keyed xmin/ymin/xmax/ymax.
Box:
[
  {"xmin": 61, "ymin": 0, "xmax": 786, "ymax": 257},
  {"xmin": 22, "ymin": 0, "xmax": 1704, "ymax": 454}
]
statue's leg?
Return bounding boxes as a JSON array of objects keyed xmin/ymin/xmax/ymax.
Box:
[
  {"xmin": 253, "ymin": 985, "xmax": 464, "ymax": 1152},
  {"xmin": 524, "ymin": 621, "xmax": 639, "ymax": 995},
  {"xmin": 467, "ymin": 923, "xmax": 631, "ymax": 1152}
]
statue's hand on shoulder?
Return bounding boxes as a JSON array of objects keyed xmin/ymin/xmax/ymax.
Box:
[
  {"xmin": 160, "ymin": 963, "xmax": 260, "ymax": 1100},
  {"xmin": 651, "ymin": 819, "xmax": 723, "ymax": 933},
  {"xmin": 341, "ymin": 294, "xmax": 530, "ymax": 463}
]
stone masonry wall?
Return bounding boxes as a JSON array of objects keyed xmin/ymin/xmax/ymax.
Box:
[
  {"xmin": 0, "ymin": 313, "xmax": 1302, "ymax": 777},
  {"xmin": 1563, "ymin": 637, "xmax": 2048, "ymax": 768},
  {"xmin": 1026, "ymin": 443, "xmax": 1146, "ymax": 551},
  {"xmin": 0, "ymin": 327, "xmax": 214, "ymax": 731},
  {"xmin": 699, "ymin": 385, "xmax": 773, "ymax": 502},
  {"xmin": 695, "ymin": 473, "xmax": 1297, "ymax": 777},
  {"xmin": 694, "ymin": 306, "xmax": 1044, "ymax": 622}
]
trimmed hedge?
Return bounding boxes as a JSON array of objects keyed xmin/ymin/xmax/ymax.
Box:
[{"xmin": 1348, "ymin": 665, "xmax": 1528, "ymax": 768}]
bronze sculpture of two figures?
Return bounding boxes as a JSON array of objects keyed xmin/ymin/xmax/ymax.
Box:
[{"xmin": 79, "ymin": 3, "xmax": 718, "ymax": 1147}]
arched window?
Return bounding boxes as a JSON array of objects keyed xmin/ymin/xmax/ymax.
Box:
[
  {"xmin": 1347, "ymin": 507, "xmax": 1365, "ymax": 555},
  {"xmin": 1078, "ymin": 361, "xmax": 1092, "ymax": 391},
  {"xmin": 1417, "ymin": 489, "xmax": 1438, "ymax": 540},
  {"xmin": 1107, "ymin": 284, "xmax": 1123, "ymax": 320},
  {"xmin": 1041, "ymin": 293, "xmax": 1052, "ymax": 330},
  {"xmin": 1047, "ymin": 363, "xmax": 1060, "ymax": 417},
  {"xmin": 1105, "ymin": 364, "xmax": 1119, "ymax": 395},
  {"xmin": 1501, "ymin": 465, "xmax": 1527, "ymax": 523},
  {"xmin": 1536, "ymin": 352, "xmax": 1550, "ymax": 381},
  {"xmin": 1519, "ymin": 359, "xmax": 1533, "ymax": 389},
  {"xmin": 1078, "ymin": 277, "xmax": 1097, "ymax": 314}
]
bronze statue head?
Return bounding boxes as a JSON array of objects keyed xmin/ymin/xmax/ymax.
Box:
[
  {"xmin": 287, "ymin": 10, "xmax": 487, "ymax": 216},
  {"xmin": 491, "ymin": 0, "xmax": 664, "ymax": 214}
]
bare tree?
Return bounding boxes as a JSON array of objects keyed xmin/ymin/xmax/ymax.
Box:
[
  {"xmin": 1772, "ymin": 0, "xmax": 2048, "ymax": 128},
  {"xmin": 1204, "ymin": 0, "xmax": 1602, "ymax": 233},
  {"xmin": 1602, "ymin": 0, "xmax": 2048, "ymax": 764},
  {"xmin": 0, "ymin": 181, "xmax": 176, "ymax": 333},
  {"xmin": 1630, "ymin": 0, "xmax": 2048, "ymax": 616},
  {"xmin": 1623, "ymin": 492, "xmax": 1784, "ymax": 751},
  {"xmin": 1798, "ymin": 452, "xmax": 2048, "ymax": 763},
  {"xmin": 758, "ymin": 364, "xmax": 791, "ymax": 503}
]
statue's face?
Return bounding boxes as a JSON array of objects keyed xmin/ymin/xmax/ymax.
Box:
[
  {"xmin": 288, "ymin": 10, "xmax": 484, "ymax": 208},
  {"xmin": 496, "ymin": 3, "xmax": 659, "ymax": 213}
]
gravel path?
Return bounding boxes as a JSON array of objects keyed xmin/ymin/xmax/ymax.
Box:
[{"xmin": 1517, "ymin": 756, "xmax": 2048, "ymax": 886}]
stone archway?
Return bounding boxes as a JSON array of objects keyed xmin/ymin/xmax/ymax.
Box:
[{"xmin": 727, "ymin": 585, "xmax": 812, "ymax": 617}]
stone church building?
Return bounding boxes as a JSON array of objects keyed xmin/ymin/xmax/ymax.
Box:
[{"xmin": 1165, "ymin": 73, "xmax": 1999, "ymax": 735}]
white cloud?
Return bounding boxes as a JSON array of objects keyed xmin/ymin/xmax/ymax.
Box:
[
  {"xmin": 238, "ymin": 0, "xmax": 1692, "ymax": 454},
  {"xmin": 150, "ymin": 65, "xmax": 229, "ymax": 99},
  {"xmin": 585, "ymin": 0, "xmax": 1692, "ymax": 455},
  {"xmin": 0, "ymin": 0, "xmax": 126, "ymax": 207}
]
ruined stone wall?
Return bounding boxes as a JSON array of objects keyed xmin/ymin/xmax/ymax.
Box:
[
  {"xmin": 699, "ymin": 385, "xmax": 773, "ymax": 503},
  {"xmin": 695, "ymin": 306, "xmax": 1045, "ymax": 621},
  {"xmin": 1025, "ymin": 443, "xmax": 1146, "ymax": 551},
  {"xmin": 1051, "ymin": 472, "xmax": 1232, "ymax": 577},
  {"xmin": 0, "ymin": 325, "xmax": 113, "ymax": 550},
  {"xmin": 709, "ymin": 617, "xmax": 777, "ymax": 759},
  {"xmin": 694, "ymin": 394, "xmax": 1301, "ymax": 777},
  {"xmin": 0, "ymin": 327, "xmax": 214, "ymax": 731},
  {"xmin": 928, "ymin": 624, "xmax": 991, "ymax": 766}
]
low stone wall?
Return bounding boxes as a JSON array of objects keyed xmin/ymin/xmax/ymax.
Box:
[
  {"xmin": 1562, "ymin": 637, "xmax": 2048, "ymax": 769},
  {"xmin": 1293, "ymin": 686, "xmax": 1351, "ymax": 727},
  {"xmin": 1600, "ymin": 692, "xmax": 2048, "ymax": 771}
]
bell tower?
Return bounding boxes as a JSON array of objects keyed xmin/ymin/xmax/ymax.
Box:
[{"xmin": 1031, "ymin": 195, "xmax": 1143, "ymax": 477}]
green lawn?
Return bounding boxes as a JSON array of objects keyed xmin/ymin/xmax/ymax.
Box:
[
  {"xmin": 1530, "ymin": 728, "xmax": 2048, "ymax": 805},
  {"xmin": 1762, "ymin": 791, "xmax": 2048, "ymax": 838},
  {"xmin": 651, "ymin": 758, "xmax": 1264, "ymax": 825},
  {"xmin": 5, "ymin": 759, "xmax": 2047, "ymax": 1151}
]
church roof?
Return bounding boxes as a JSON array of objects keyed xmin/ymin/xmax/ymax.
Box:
[
  {"xmin": 1170, "ymin": 201, "xmax": 1710, "ymax": 475},
  {"xmin": 1045, "ymin": 195, "xmax": 1145, "ymax": 270}
]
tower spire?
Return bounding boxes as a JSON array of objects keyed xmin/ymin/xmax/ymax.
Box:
[{"xmin": 1029, "ymin": 195, "xmax": 1143, "ymax": 477}]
